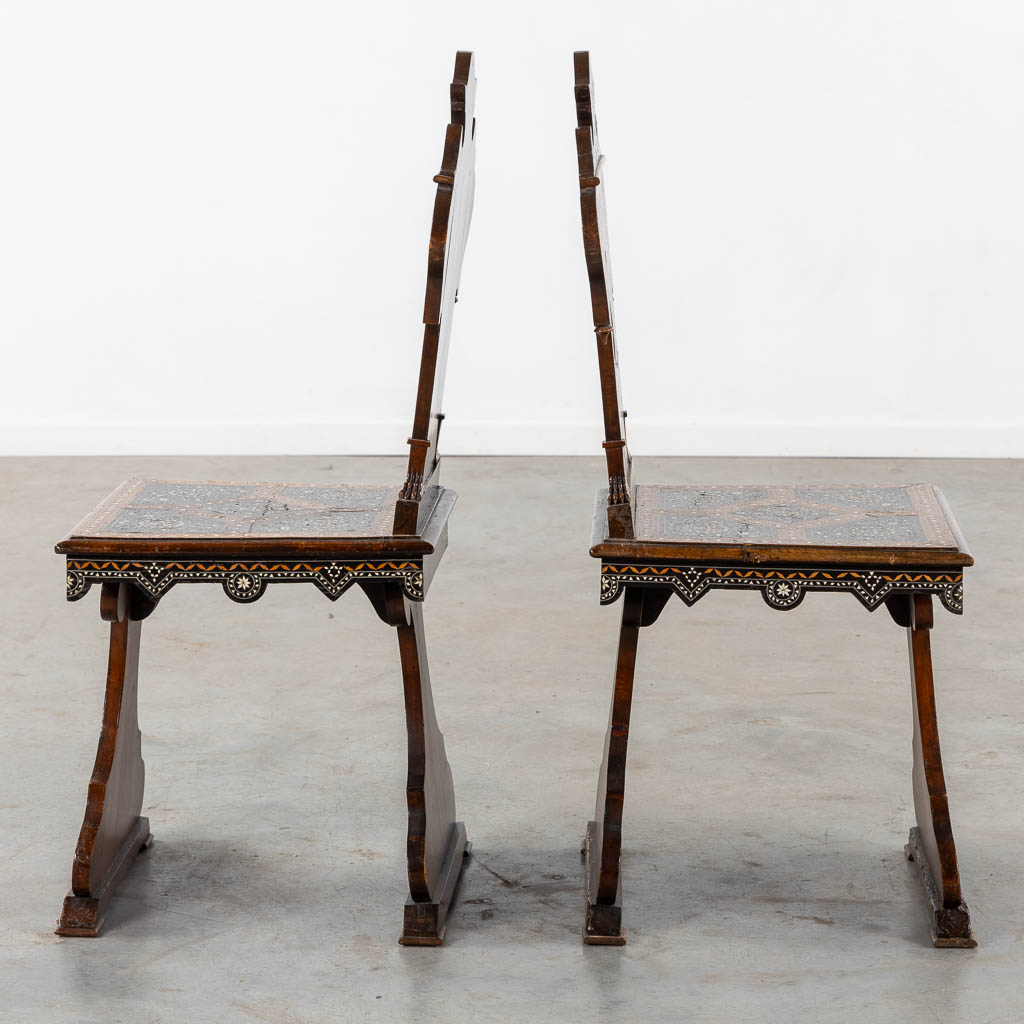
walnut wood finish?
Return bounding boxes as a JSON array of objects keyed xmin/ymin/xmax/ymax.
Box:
[
  {"xmin": 394, "ymin": 51, "xmax": 476, "ymax": 536},
  {"xmin": 57, "ymin": 583, "xmax": 153, "ymax": 937},
  {"xmin": 55, "ymin": 53, "xmax": 475, "ymax": 945},
  {"xmin": 583, "ymin": 586, "xmax": 641, "ymax": 944},
  {"xmin": 901, "ymin": 593, "xmax": 976, "ymax": 946},
  {"xmin": 573, "ymin": 50, "xmax": 975, "ymax": 947},
  {"xmin": 581, "ymin": 584, "xmax": 671, "ymax": 945},
  {"xmin": 389, "ymin": 583, "xmax": 468, "ymax": 944},
  {"xmin": 574, "ymin": 51, "xmax": 634, "ymax": 539}
]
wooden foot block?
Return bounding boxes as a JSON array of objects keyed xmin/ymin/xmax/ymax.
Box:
[
  {"xmin": 56, "ymin": 817, "xmax": 152, "ymax": 937},
  {"xmin": 905, "ymin": 826, "xmax": 977, "ymax": 948},
  {"xmin": 582, "ymin": 820, "xmax": 626, "ymax": 946},
  {"xmin": 399, "ymin": 825, "xmax": 469, "ymax": 947}
]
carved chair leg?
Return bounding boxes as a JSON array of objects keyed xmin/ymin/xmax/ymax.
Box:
[
  {"xmin": 57, "ymin": 583, "xmax": 154, "ymax": 937},
  {"xmin": 583, "ymin": 586, "xmax": 646, "ymax": 945},
  {"xmin": 901, "ymin": 593, "xmax": 976, "ymax": 947},
  {"xmin": 384, "ymin": 586, "xmax": 467, "ymax": 946}
]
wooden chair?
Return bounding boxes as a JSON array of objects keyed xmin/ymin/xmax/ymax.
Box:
[
  {"xmin": 55, "ymin": 51, "xmax": 477, "ymax": 947},
  {"xmin": 573, "ymin": 51, "xmax": 976, "ymax": 948}
]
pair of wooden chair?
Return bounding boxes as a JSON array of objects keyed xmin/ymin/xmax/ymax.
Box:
[{"xmin": 55, "ymin": 51, "xmax": 976, "ymax": 949}]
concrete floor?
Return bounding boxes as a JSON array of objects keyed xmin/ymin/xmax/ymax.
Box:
[{"xmin": 1, "ymin": 455, "xmax": 1021, "ymax": 1023}]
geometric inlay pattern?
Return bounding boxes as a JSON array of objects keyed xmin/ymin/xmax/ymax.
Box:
[
  {"xmin": 634, "ymin": 483, "xmax": 957, "ymax": 549},
  {"xmin": 599, "ymin": 563, "xmax": 964, "ymax": 615},
  {"xmin": 66, "ymin": 479, "xmax": 401, "ymax": 540},
  {"xmin": 65, "ymin": 558, "xmax": 424, "ymax": 605}
]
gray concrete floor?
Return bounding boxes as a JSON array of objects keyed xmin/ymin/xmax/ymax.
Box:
[{"xmin": 1, "ymin": 456, "xmax": 1021, "ymax": 1023}]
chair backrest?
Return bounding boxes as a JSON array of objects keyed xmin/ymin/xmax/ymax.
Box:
[
  {"xmin": 574, "ymin": 51, "xmax": 634, "ymax": 540},
  {"xmin": 394, "ymin": 51, "xmax": 477, "ymax": 535}
]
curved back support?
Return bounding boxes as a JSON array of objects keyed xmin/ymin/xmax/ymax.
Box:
[
  {"xmin": 394, "ymin": 51, "xmax": 477, "ymax": 535},
  {"xmin": 574, "ymin": 51, "xmax": 634, "ymax": 540}
]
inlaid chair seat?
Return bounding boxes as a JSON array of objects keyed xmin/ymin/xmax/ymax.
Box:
[
  {"xmin": 591, "ymin": 482, "xmax": 971, "ymax": 566},
  {"xmin": 59, "ymin": 478, "xmax": 456, "ymax": 605},
  {"xmin": 61, "ymin": 478, "xmax": 454, "ymax": 555}
]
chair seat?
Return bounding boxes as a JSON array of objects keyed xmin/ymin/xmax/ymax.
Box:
[
  {"xmin": 57, "ymin": 478, "xmax": 454, "ymax": 557},
  {"xmin": 591, "ymin": 483, "xmax": 972, "ymax": 568},
  {"xmin": 57, "ymin": 478, "xmax": 455, "ymax": 605}
]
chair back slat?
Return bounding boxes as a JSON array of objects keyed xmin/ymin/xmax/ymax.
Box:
[
  {"xmin": 574, "ymin": 51, "xmax": 634, "ymax": 539},
  {"xmin": 394, "ymin": 52, "xmax": 477, "ymax": 535}
]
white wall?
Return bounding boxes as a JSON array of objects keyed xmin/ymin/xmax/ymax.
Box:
[{"xmin": 2, "ymin": 1, "xmax": 1022, "ymax": 457}]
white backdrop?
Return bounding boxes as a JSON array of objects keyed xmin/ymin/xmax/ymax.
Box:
[{"xmin": 2, "ymin": 1, "xmax": 1022, "ymax": 457}]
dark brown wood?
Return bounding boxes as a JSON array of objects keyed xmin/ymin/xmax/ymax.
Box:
[
  {"xmin": 637, "ymin": 585, "xmax": 673, "ymax": 627},
  {"xmin": 574, "ymin": 51, "xmax": 634, "ymax": 539},
  {"xmin": 582, "ymin": 820, "xmax": 624, "ymax": 945},
  {"xmin": 905, "ymin": 829, "xmax": 976, "ymax": 948},
  {"xmin": 395, "ymin": 51, "xmax": 476, "ymax": 536},
  {"xmin": 56, "ymin": 52, "xmax": 475, "ymax": 945},
  {"xmin": 885, "ymin": 593, "xmax": 913, "ymax": 627},
  {"xmin": 573, "ymin": 50, "xmax": 976, "ymax": 947},
  {"xmin": 384, "ymin": 583, "xmax": 469, "ymax": 945},
  {"xmin": 583, "ymin": 586, "xmax": 644, "ymax": 944},
  {"xmin": 902, "ymin": 593, "xmax": 976, "ymax": 946},
  {"xmin": 57, "ymin": 582, "xmax": 152, "ymax": 937}
]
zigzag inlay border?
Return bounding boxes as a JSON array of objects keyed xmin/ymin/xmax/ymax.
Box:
[
  {"xmin": 65, "ymin": 558, "xmax": 424, "ymax": 605},
  {"xmin": 599, "ymin": 563, "xmax": 964, "ymax": 615}
]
